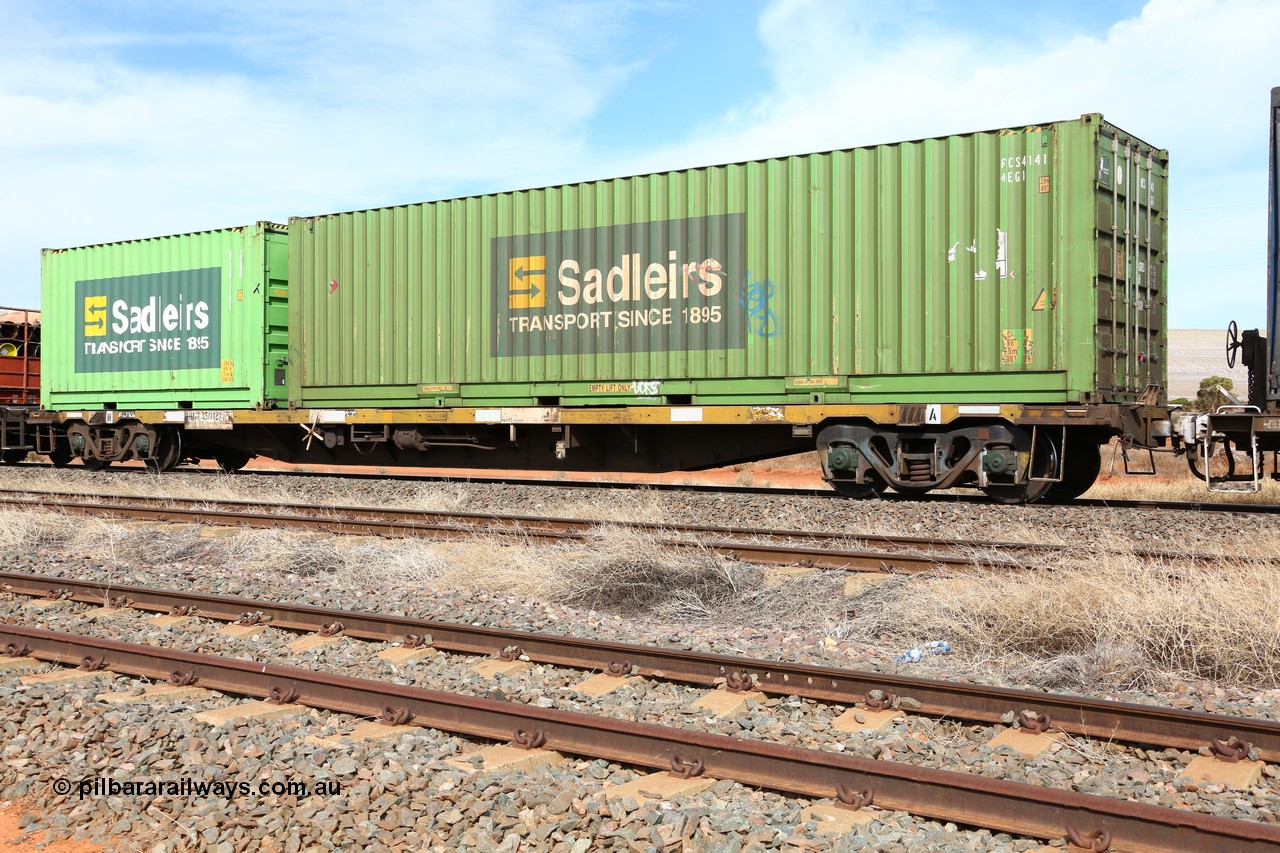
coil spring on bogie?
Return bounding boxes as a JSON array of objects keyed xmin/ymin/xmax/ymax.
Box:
[{"xmin": 903, "ymin": 457, "xmax": 932, "ymax": 482}]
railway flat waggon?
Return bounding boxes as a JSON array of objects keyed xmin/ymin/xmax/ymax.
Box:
[{"xmin": 34, "ymin": 114, "xmax": 1173, "ymax": 502}]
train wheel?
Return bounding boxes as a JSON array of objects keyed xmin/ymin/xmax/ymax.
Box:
[
  {"xmin": 144, "ymin": 429, "xmax": 183, "ymax": 473},
  {"xmin": 214, "ymin": 450, "xmax": 252, "ymax": 473},
  {"xmin": 1044, "ymin": 442, "xmax": 1102, "ymax": 502},
  {"xmin": 981, "ymin": 432, "xmax": 1058, "ymax": 504},
  {"xmin": 48, "ymin": 446, "xmax": 72, "ymax": 467},
  {"xmin": 81, "ymin": 458, "xmax": 112, "ymax": 471},
  {"xmin": 2, "ymin": 449, "xmax": 27, "ymax": 464}
]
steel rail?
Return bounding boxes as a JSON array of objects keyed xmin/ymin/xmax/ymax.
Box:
[
  {"xmin": 0, "ymin": 493, "xmax": 1001, "ymax": 573},
  {"xmin": 4, "ymin": 569, "xmax": 1277, "ymax": 762},
  {"xmin": 0, "ymin": 488, "xmax": 1250, "ymax": 569},
  {"xmin": 11, "ymin": 461, "xmax": 1280, "ymax": 514},
  {"xmin": 1, "ymin": 625, "xmax": 1275, "ymax": 853}
]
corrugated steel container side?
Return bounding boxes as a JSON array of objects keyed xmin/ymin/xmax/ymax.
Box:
[
  {"xmin": 1268, "ymin": 86, "xmax": 1279, "ymax": 402},
  {"xmin": 41, "ymin": 223, "xmax": 286, "ymax": 410},
  {"xmin": 290, "ymin": 115, "xmax": 1166, "ymax": 408}
]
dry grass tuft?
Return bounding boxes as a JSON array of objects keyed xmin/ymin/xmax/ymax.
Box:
[
  {"xmin": 839, "ymin": 551, "xmax": 1280, "ymax": 689},
  {"xmin": 553, "ymin": 526, "xmax": 754, "ymax": 618},
  {"xmin": 0, "ymin": 510, "xmax": 79, "ymax": 551}
]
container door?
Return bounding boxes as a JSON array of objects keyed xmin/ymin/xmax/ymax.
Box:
[
  {"xmin": 263, "ymin": 234, "xmax": 290, "ymax": 407},
  {"xmin": 1094, "ymin": 130, "xmax": 1165, "ymax": 400}
]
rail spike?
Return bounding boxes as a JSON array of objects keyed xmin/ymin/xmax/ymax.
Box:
[
  {"xmin": 835, "ymin": 784, "xmax": 873, "ymax": 809},
  {"xmin": 1018, "ymin": 710, "xmax": 1053, "ymax": 734},
  {"xmin": 1210, "ymin": 736, "xmax": 1251, "ymax": 763},
  {"xmin": 378, "ymin": 705, "xmax": 414, "ymax": 727},
  {"xmin": 863, "ymin": 689, "xmax": 895, "ymax": 711},
  {"xmin": 511, "ymin": 728, "xmax": 546, "ymax": 750},
  {"xmin": 669, "ymin": 756, "xmax": 704, "ymax": 779},
  {"xmin": 498, "ymin": 645, "xmax": 524, "ymax": 662},
  {"xmin": 267, "ymin": 686, "xmax": 299, "ymax": 705},
  {"xmin": 168, "ymin": 670, "xmax": 199, "ymax": 687},
  {"xmin": 724, "ymin": 671, "xmax": 755, "ymax": 692},
  {"xmin": 3, "ymin": 642, "xmax": 31, "ymax": 658},
  {"xmin": 1066, "ymin": 826, "xmax": 1112, "ymax": 852}
]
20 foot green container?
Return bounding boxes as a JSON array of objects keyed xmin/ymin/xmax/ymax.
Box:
[
  {"xmin": 292, "ymin": 114, "xmax": 1166, "ymax": 409},
  {"xmin": 40, "ymin": 223, "xmax": 290, "ymax": 410}
]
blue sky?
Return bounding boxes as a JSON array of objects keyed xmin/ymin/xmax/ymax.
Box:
[{"xmin": 0, "ymin": 0, "xmax": 1274, "ymax": 330}]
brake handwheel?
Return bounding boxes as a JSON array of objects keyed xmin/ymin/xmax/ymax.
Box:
[{"xmin": 1226, "ymin": 320, "xmax": 1241, "ymax": 368}]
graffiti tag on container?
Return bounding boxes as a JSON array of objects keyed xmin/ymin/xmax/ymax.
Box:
[{"xmin": 740, "ymin": 271, "xmax": 778, "ymax": 338}]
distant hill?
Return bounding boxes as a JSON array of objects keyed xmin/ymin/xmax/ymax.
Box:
[{"xmin": 1167, "ymin": 329, "xmax": 1250, "ymax": 401}]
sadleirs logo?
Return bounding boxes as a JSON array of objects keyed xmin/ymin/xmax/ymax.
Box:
[
  {"xmin": 491, "ymin": 214, "xmax": 746, "ymax": 357},
  {"xmin": 74, "ymin": 268, "xmax": 221, "ymax": 374},
  {"xmin": 83, "ymin": 295, "xmax": 107, "ymax": 337}
]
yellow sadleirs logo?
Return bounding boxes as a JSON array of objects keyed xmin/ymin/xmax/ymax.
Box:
[{"xmin": 83, "ymin": 295, "xmax": 107, "ymax": 337}]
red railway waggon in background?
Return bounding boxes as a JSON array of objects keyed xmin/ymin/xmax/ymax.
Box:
[{"xmin": 0, "ymin": 307, "xmax": 41, "ymax": 464}]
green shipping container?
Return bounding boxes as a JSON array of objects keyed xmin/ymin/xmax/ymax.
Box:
[
  {"xmin": 41, "ymin": 223, "xmax": 290, "ymax": 410},
  {"xmin": 291, "ymin": 114, "xmax": 1167, "ymax": 408}
]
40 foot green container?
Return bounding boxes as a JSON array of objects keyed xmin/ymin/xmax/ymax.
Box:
[
  {"xmin": 291, "ymin": 114, "xmax": 1167, "ymax": 409},
  {"xmin": 41, "ymin": 223, "xmax": 290, "ymax": 410}
]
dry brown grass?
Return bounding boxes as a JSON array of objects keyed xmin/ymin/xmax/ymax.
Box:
[{"xmin": 840, "ymin": 548, "xmax": 1280, "ymax": 690}]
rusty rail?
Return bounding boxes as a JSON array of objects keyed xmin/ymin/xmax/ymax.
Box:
[
  {"xmin": 1, "ymin": 624, "xmax": 1276, "ymax": 852},
  {"xmin": 15, "ymin": 463, "xmax": 1280, "ymax": 516},
  {"xmin": 4, "ymin": 569, "xmax": 1278, "ymax": 762},
  {"xmin": 0, "ymin": 488, "xmax": 1249, "ymax": 570},
  {"xmin": 0, "ymin": 491, "xmax": 1002, "ymax": 573}
]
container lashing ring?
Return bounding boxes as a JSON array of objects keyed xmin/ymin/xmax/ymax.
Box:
[
  {"xmin": 864, "ymin": 690, "xmax": 895, "ymax": 711},
  {"xmin": 237, "ymin": 611, "xmax": 268, "ymax": 626},
  {"xmin": 724, "ymin": 671, "xmax": 755, "ymax": 692},
  {"xmin": 512, "ymin": 729, "xmax": 546, "ymax": 750},
  {"xmin": 4, "ymin": 642, "xmax": 31, "ymax": 658},
  {"xmin": 169, "ymin": 605, "xmax": 198, "ymax": 617},
  {"xmin": 1018, "ymin": 710, "xmax": 1053, "ymax": 734},
  {"xmin": 669, "ymin": 756, "xmax": 704, "ymax": 779},
  {"xmin": 1210, "ymin": 736, "xmax": 1251, "ymax": 763},
  {"xmin": 401, "ymin": 633, "xmax": 427, "ymax": 649},
  {"xmin": 169, "ymin": 670, "xmax": 199, "ymax": 687},
  {"xmin": 606, "ymin": 660, "xmax": 632, "ymax": 677},
  {"xmin": 267, "ymin": 686, "xmax": 299, "ymax": 705},
  {"xmin": 79, "ymin": 655, "xmax": 106, "ymax": 672},
  {"xmin": 379, "ymin": 705, "xmax": 414, "ymax": 726},
  {"xmin": 498, "ymin": 645, "xmax": 524, "ymax": 662},
  {"xmin": 835, "ymin": 784, "xmax": 874, "ymax": 809},
  {"xmin": 1066, "ymin": 826, "xmax": 1112, "ymax": 851},
  {"xmin": 318, "ymin": 621, "xmax": 344, "ymax": 637}
]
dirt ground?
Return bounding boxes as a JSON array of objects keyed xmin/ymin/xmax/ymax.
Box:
[{"xmin": 0, "ymin": 802, "xmax": 101, "ymax": 852}]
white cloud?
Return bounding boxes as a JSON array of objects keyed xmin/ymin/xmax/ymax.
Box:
[
  {"xmin": 599, "ymin": 0, "xmax": 1278, "ymax": 329},
  {"xmin": 0, "ymin": 1, "xmax": 640, "ymax": 306}
]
